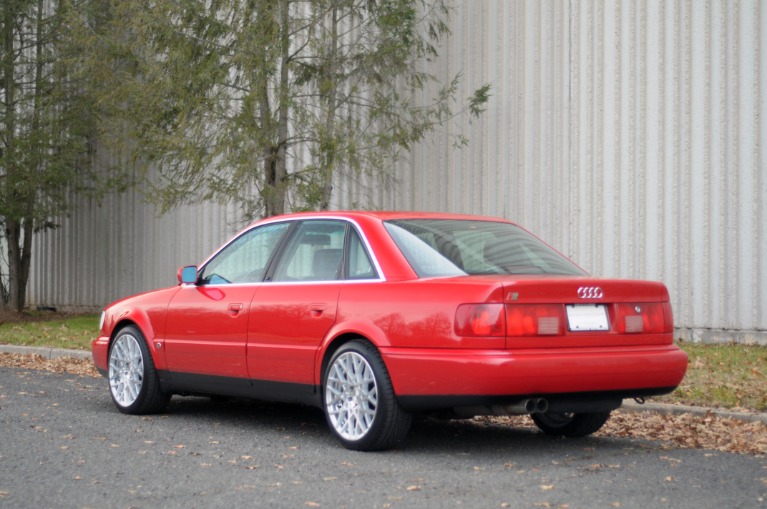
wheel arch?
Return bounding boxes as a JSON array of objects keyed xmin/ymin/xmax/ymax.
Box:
[
  {"xmin": 318, "ymin": 333, "xmax": 377, "ymax": 391},
  {"xmin": 107, "ymin": 311, "xmax": 166, "ymax": 371},
  {"xmin": 315, "ymin": 320, "xmax": 391, "ymax": 387}
]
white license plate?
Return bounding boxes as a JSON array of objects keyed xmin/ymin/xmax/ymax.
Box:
[{"xmin": 566, "ymin": 304, "xmax": 609, "ymax": 332}]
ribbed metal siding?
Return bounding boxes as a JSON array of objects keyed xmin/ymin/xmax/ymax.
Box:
[
  {"xmin": 339, "ymin": 0, "xmax": 767, "ymax": 342},
  {"xmin": 27, "ymin": 0, "xmax": 767, "ymax": 343},
  {"xmin": 29, "ymin": 162, "xmax": 245, "ymax": 309}
]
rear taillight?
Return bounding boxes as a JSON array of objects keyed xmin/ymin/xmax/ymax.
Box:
[
  {"xmin": 615, "ymin": 303, "xmax": 672, "ymax": 334},
  {"xmin": 505, "ymin": 304, "xmax": 565, "ymax": 336},
  {"xmin": 455, "ymin": 303, "xmax": 505, "ymax": 337}
]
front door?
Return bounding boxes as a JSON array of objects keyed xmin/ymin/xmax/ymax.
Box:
[{"xmin": 163, "ymin": 222, "xmax": 292, "ymax": 389}]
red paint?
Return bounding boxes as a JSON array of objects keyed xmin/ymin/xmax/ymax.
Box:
[{"xmin": 93, "ymin": 211, "xmax": 687, "ymax": 404}]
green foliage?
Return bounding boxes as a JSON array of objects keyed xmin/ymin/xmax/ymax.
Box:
[
  {"xmin": 0, "ymin": 313, "xmax": 98, "ymax": 350},
  {"xmin": 657, "ymin": 342, "xmax": 767, "ymax": 411},
  {"xmin": 69, "ymin": 0, "xmax": 490, "ymax": 220},
  {"xmin": 0, "ymin": 0, "xmax": 129, "ymax": 311}
]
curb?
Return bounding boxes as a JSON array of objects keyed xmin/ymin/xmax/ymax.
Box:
[
  {"xmin": 1, "ymin": 344, "xmax": 766, "ymax": 425},
  {"xmin": 621, "ymin": 399, "xmax": 767, "ymax": 425},
  {"xmin": 0, "ymin": 344, "xmax": 91, "ymax": 360}
]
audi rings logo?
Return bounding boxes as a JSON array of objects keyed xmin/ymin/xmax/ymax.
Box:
[{"xmin": 577, "ymin": 286, "xmax": 604, "ymax": 299}]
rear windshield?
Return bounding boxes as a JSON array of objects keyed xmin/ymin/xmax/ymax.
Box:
[{"xmin": 384, "ymin": 219, "xmax": 586, "ymax": 278}]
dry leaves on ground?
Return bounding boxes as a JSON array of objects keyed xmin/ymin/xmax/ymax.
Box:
[
  {"xmin": 0, "ymin": 352, "xmax": 99, "ymax": 377},
  {"xmin": 473, "ymin": 412, "xmax": 766, "ymax": 457},
  {"xmin": 599, "ymin": 410, "xmax": 767, "ymax": 456},
  {"xmin": 1, "ymin": 352, "xmax": 765, "ymax": 456}
]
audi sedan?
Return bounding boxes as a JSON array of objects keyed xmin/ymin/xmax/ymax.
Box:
[{"xmin": 92, "ymin": 211, "xmax": 687, "ymax": 451}]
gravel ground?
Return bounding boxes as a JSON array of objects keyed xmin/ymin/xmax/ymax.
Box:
[{"xmin": 1, "ymin": 352, "xmax": 765, "ymax": 457}]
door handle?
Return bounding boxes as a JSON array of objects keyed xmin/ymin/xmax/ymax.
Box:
[
  {"xmin": 309, "ymin": 303, "xmax": 326, "ymax": 317},
  {"xmin": 228, "ymin": 303, "xmax": 244, "ymax": 316}
]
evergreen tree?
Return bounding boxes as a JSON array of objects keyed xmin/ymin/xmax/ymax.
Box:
[{"xmin": 71, "ymin": 0, "xmax": 489, "ymax": 219}]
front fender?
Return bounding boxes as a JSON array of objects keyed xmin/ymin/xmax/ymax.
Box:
[{"xmin": 99, "ymin": 287, "xmax": 181, "ymax": 372}]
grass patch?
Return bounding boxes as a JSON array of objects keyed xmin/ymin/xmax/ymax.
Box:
[
  {"xmin": 657, "ymin": 341, "xmax": 767, "ymax": 412},
  {"xmin": 0, "ymin": 313, "xmax": 98, "ymax": 351},
  {"xmin": 0, "ymin": 313, "xmax": 765, "ymax": 412}
]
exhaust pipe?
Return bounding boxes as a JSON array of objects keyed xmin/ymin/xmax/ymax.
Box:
[{"xmin": 492, "ymin": 398, "xmax": 549, "ymax": 415}]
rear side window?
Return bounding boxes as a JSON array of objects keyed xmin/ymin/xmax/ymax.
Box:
[
  {"xmin": 346, "ymin": 227, "xmax": 378, "ymax": 280},
  {"xmin": 272, "ymin": 220, "xmax": 347, "ymax": 281},
  {"xmin": 384, "ymin": 219, "xmax": 586, "ymax": 278}
]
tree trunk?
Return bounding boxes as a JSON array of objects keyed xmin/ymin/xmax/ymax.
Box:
[
  {"xmin": 263, "ymin": 145, "xmax": 285, "ymax": 217},
  {"xmin": 319, "ymin": 5, "xmax": 339, "ymax": 211},
  {"xmin": 272, "ymin": 0, "xmax": 291, "ymax": 216},
  {"xmin": 1, "ymin": 0, "xmax": 41, "ymax": 312},
  {"xmin": 2, "ymin": 2, "xmax": 18, "ymax": 311},
  {"xmin": 5, "ymin": 219, "xmax": 32, "ymax": 312},
  {"xmin": 258, "ymin": 0, "xmax": 290, "ymax": 218}
]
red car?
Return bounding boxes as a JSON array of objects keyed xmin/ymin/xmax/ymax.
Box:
[{"xmin": 92, "ymin": 211, "xmax": 687, "ymax": 450}]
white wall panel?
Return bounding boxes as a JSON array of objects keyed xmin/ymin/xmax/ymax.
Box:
[
  {"xmin": 27, "ymin": 0, "xmax": 767, "ymax": 344},
  {"xmin": 349, "ymin": 0, "xmax": 767, "ymax": 343}
]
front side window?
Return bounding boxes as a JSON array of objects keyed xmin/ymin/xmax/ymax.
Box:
[
  {"xmin": 272, "ymin": 220, "xmax": 347, "ymax": 281},
  {"xmin": 199, "ymin": 222, "xmax": 291, "ymax": 284},
  {"xmin": 384, "ymin": 219, "xmax": 586, "ymax": 278}
]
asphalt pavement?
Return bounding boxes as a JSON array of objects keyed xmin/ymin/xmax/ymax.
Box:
[
  {"xmin": 3, "ymin": 344, "xmax": 767, "ymax": 424},
  {"xmin": 0, "ymin": 350, "xmax": 766, "ymax": 509}
]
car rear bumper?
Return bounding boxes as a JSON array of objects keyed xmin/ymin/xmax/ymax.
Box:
[{"xmin": 382, "ymin": 344, "xmax": 688, "ymax": 410}]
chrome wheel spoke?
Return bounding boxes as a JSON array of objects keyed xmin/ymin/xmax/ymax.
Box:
[
  {"xmin": 325, "ymin": 350, "xmax": 378, "ymax": 441},
  {"xmin": 108, "ymin": 333, "xmax": 144, "ymax": 408}
]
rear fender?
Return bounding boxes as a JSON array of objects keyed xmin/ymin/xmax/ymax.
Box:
[{"xmin": 314, "ymin": 319, "xmax": 391, "ymax": 386}]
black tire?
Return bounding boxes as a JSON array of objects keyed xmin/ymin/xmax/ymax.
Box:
[
  {"xmin": 531, "ymin": 411, "xmax": 611, "ymax": 438},
  {"xmin": 107, "ymin": 325, "xmax": 170, "ymax": 414},
  {"xmin": 323, "ymin": 339, "xmax": 412, "ymax": 451}
]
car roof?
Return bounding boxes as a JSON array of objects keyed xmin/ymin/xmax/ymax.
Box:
[{"xmin": 263, "ymin": 210, "xmax": 515, "ymax": 224}]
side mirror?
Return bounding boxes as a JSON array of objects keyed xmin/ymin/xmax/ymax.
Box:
[{"xmin": 177, "ymin": 265, "xmax": 198, "ymax": 285}]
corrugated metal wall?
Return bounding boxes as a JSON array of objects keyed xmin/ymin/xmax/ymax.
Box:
[
  {"xmin": 339, "ymin": 0, "xmax": 767, "ymax": 343},
  {"xmin": 28, "ymin": 0, "xmax": 767, "ymax": 343},
  {"xmin": 30, "ymin": 155, "xmax": 247, "ymax": 308}
]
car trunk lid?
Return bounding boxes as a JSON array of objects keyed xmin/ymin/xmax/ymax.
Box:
[{"xmin": 497, "ymin": 277, "xmax": 674, "ymax": 348}]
